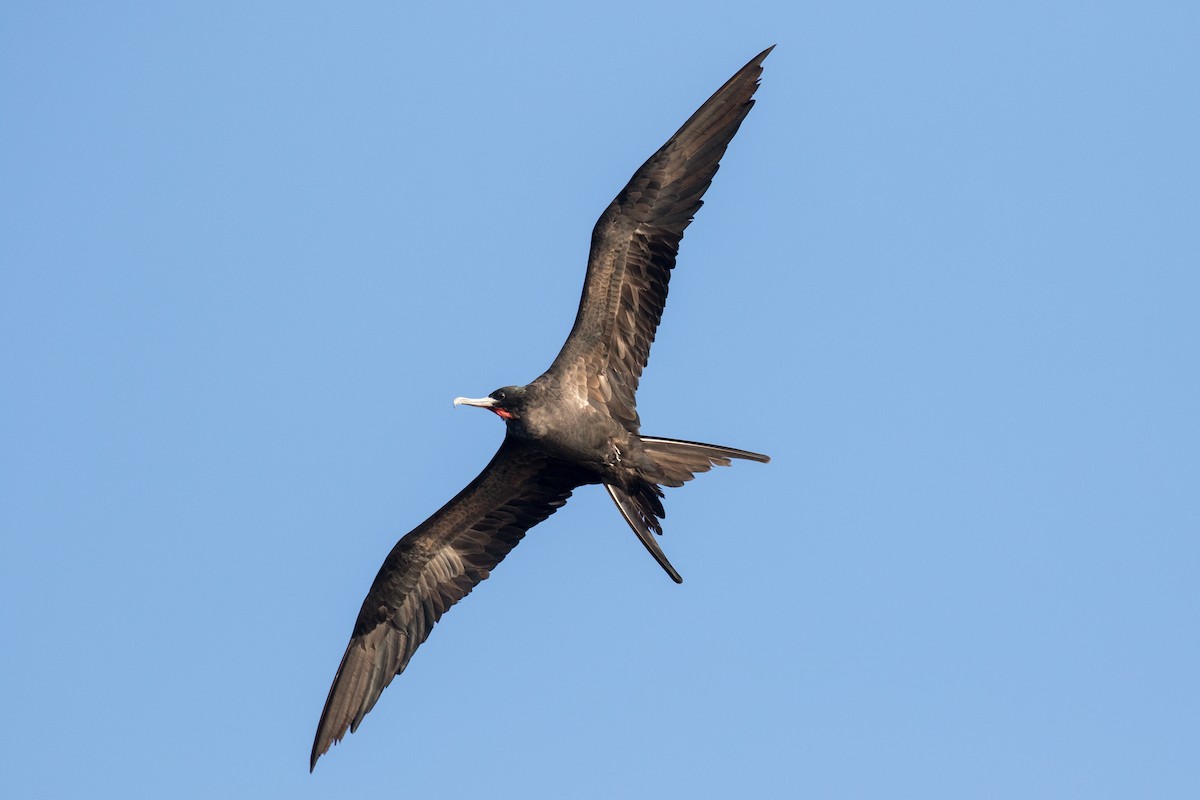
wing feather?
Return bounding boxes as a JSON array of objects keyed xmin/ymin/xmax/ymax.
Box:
[
  {"xmin": 310, "ymin": 439, "xmax": 594, "ymax": 769},
  {"xmin": 547, "ymin": 47, "xmax": 772, "ymax": 429}
]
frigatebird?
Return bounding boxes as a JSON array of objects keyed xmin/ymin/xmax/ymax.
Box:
[{"xmin": 311, "ymin": 47, "xmax": 772, "ymax": 770}]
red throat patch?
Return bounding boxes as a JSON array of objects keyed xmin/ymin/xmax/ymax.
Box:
[{"xmin": 493, "ymin": 408, "xmax": 515, "ymax": 420}]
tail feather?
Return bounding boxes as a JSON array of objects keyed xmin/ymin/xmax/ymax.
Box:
[
  {"xmin": 605, "ymin": 436, "xmax": 769, "ymax": 583},
  {"xmin": 640, "ymin": 436, "xmax": 770, "ymax": 487},
  {"xmin": 606, "ymin": 484, "xmax": 681, "ymax": 583}
]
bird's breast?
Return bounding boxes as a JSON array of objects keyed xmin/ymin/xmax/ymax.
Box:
[{"xmin": 517, "ymin": 405, "xmax": 624, "ymax": 469}]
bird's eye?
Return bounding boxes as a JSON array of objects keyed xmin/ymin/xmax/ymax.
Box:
[{"xmin": 495, "ymin": 390, "xmax": 506, "ymax": 401}]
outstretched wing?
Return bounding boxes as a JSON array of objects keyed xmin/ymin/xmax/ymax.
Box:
[
  {"xmin": 311, "ymin": 439, "xmax": 594, "ymax": 770},
  {"xmin": 546, "ymin": 47, "xmax": 771, "ymax": 431}
]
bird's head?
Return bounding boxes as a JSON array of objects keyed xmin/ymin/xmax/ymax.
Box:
[{"xmin": 452, "ymin": 385, "xmax": 528, "ymax": 421}]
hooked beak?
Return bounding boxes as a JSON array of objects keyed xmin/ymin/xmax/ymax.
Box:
[{"xmin": 453, "ymin": 396, "xmax": 498, "ymax": 409}]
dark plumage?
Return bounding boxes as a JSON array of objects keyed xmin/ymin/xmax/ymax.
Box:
[{"xmin": 311, "ymin": 47, "xmax": 773, "ymax": 770}]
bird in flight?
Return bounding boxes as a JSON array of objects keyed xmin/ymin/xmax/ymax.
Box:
[{"xmin": 311, "ymin": 46, "xmax": 773, "ymax": 770}]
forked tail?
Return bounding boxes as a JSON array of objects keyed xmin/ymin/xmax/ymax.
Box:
[{"xmin": 606, "ymin": 437, "xmax": 770, "ymax": 583}]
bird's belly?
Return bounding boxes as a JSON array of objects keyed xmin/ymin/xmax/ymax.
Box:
[{"xmin": 522, "ymin": 412, "xmax": 628, "ymax": 471}]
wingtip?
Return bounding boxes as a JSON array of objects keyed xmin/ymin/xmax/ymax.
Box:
[
  {"xmin": 310, "ymin": 706, "xmax": 333, "ymax": 772},
  {"xmin": 745, "ymin": 45, "xmax": 774, "ymax": 73}
]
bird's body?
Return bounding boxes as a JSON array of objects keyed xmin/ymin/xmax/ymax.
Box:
[
  {"xmin": 311, "ymin": 47, "xmax": 774, "ymax": 770},
  {"xmin": 491, "ymin": 379, "xmax": 649, "ymax": 479}
]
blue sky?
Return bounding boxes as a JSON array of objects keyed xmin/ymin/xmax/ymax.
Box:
[{"xmin": 2, "ymin": 2, "xmax": 1198, "ymax": 797}]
